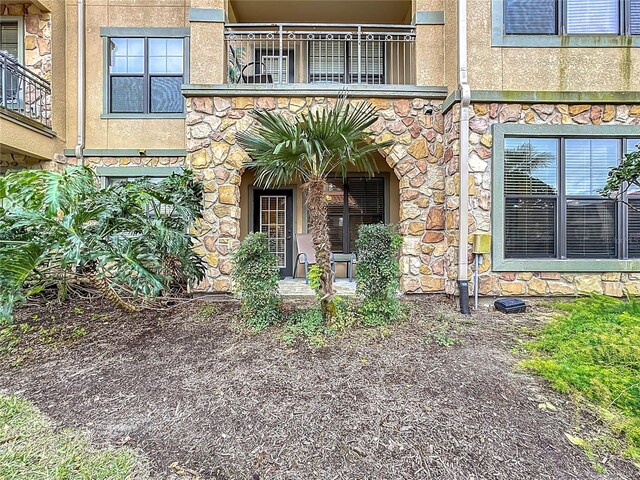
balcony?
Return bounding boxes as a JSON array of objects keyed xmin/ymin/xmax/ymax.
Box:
[
  {"xmin": 0, "ymin": 51, "xmax": 52, "ymax": 131},
  {"xmin": 225, "ymin": 23, "xmax": 416, "ymax": 88}
]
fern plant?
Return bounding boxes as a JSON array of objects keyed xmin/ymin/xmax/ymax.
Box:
[{"xmin": 0, "ymin": 166, "xmax": 205, "ymax": 322}]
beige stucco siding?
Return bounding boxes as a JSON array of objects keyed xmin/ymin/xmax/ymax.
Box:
[
  {"xmin": 466, "ymin": 0, "xmax": 640, "ymax": 92},
  {"xmin": 64, "ymin": 0, "xmax": 190, "ymax": 152}
]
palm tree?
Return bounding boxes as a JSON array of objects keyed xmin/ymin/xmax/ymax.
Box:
[{"xmin": 237, "ymin": 98, "xmax": 392, "ymax": 321}]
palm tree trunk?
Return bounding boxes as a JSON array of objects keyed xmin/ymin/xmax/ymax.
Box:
[
  {"xmin": 88, "ymin": 274, "xmax": 140, "ymax": 313},
  {"xmin": 304, "ymin": 177, "xmax": 334, "ymax": 321}
]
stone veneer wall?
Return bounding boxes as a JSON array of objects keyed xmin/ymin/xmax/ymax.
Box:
[
  {"xmin": 185, "ymin": 96, "xmax": 448, "ymax": 293},
  {"xmin": 445, "ymin": 102, "xmax": 640, "ymax": 297},
  {"xmin": 1, "ymin": 4, "xmax": 51, "ymax": 80},
  {"xmin": 0, "ymin": 153, "xmax": 46, "ymax": 173}
]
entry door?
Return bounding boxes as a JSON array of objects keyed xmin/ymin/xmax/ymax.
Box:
[{"xmin": 254, "ymin": 190, "xmax": 294, "ymax": 277}]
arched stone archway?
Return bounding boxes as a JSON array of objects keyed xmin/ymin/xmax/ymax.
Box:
[{"xmin": 185, "ymin": 95, "xmax": 447, "ymax": 294}]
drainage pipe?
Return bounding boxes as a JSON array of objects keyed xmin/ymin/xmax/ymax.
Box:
[
  {"xmin": 74, "ymin": 0, "xmax": 85, "ymax": 165},
  {"xmin": 457, "ymin": 0, "xmax": 471, "ymax": 314}
]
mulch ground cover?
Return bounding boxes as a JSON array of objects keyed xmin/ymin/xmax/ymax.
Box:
[{"xmin": 1, "ymin": 295, "xmax": 638, "ymax": 479}]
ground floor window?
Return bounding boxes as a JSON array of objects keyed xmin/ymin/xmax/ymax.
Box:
[
  {"xmin": 326, "ymin": 176, "xmax": 385, "ymax": 253},
  {"xmin": 504, "ymin": 136, "xmax": 640, "ymax": 260}
]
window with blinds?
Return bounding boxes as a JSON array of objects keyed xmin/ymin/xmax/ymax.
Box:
[
  {"xmin": 505, "ymin": 0, "xmax": 640, "ymax": 35},
  {"xmin": 0, "ymin": 20, "xmax": 19, "ymax": 59},
  {"xmin": 308, "ymin": 39, "xmax": 384, "ymax": 84},
  {"xmin": 626, "ymin": 138, "xmax": 640, "ymax": 258},
  {"xmin": 566, "ymin": 0, "xmax": 620, "ymax": 34},
  {"xmin": 108, "ymin": 37, "xmax": 185, "ymax": 115},
  {"xmin": 504, "ymin": 0, "xmax": 558, "ymax": 34},
  {"xmin": 504, "ymin": 136, "xmax": 640, "ymax": 260},
  {"xmin": 326, "ymin": 177, "xmax": 385, "ymax": 253}
]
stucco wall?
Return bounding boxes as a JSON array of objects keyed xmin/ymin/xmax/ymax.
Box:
[
  {"xmin": 466, "ymin": 0, "xmax": 640, "ymax": 92},
  {"xmin": 64, "ymin": 0, "xmax": 190, "ymax": 152},
  {"xmin": 444, "ymin": 101, "xmax": 640, "ymax": 297}
]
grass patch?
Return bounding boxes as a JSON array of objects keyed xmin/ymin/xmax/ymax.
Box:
[
  {"xmin": 521, "ymin": 295, "xmax": 640, "ymax": 467},
  {"xmin": 0, "ymin": 394, "xmax": 145, "ymax": 479}
]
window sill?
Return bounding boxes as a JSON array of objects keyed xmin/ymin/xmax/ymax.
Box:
[
  {"xmin": 492, "ymin": 257, "xmax": 640, "ymax": 272},
  {"xmin": 492, "ymin": 33, "xmax": 640, "ymax": 48},
  {"xmin": 100, "ymin": 113, "xmax": 186, "ymax": 120}
]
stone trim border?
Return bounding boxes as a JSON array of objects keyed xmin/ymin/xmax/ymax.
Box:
[
  {"xmin": 189, "ymin": 8, "xmax": 224, "ymax": 23},
  {"xmin": 64, "ymin": 149, "xmax": 187, "ymax": 157},
  {"xmin": 99, "ymin": 27, "xmax": 190, "ymax": 38},
  {"xmin": 414, "ymin": 11, "xmax": 445, "ymax": 25},
  {"xmin": 182, "ymin": 84, "xmax": 449, "ymax": 99},
  {"xmin": 442, "ymin": 90, "xmax": 640, "ymax": 113},
  {"xmin": 491, "ymin": 123, "xmax": 640, "ymax": 272}
]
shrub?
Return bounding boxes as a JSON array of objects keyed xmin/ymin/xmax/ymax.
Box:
[
  {"xmin": 231, "ymin": 233, "xmax": 281, "ymax": 329},
  {"xmin": 355, "ymin": 224, "xmax": 403, "ymax": 326},
  {"xmin": 0, "ymin": 167, "xmax": 205, "ymax": 321}
]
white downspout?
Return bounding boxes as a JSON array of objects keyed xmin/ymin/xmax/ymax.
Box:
[
  {"xmin": 457, "ymin": 0, "xmax": 471, "ymax": 314},
  {"xmin": 75, "ymin": 0, "xmax": 85, "ymax": 165}
]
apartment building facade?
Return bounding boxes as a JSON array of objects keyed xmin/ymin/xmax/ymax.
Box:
[{"xmin": 1, "ymin": 0, "xmax": 639, "ymax": 301}]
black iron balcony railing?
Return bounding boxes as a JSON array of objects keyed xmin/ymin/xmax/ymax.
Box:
[
  {"xmin": 225, "ymin": 23, "xmax": 416, "ymax": 86},
  {"xmin": 0, "ymin": 51, "xmax": 52, "ymax": 129}
]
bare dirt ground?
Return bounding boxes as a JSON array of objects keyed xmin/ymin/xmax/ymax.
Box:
[{"xmin": 1, "ymin": 295, "xmax": 638, "ymax": 479}]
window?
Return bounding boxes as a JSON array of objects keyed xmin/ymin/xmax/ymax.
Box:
[
  {"xmin": 325, "ymin": 177, "xmax": 385, "ymax": 253},
  {"xmin": 308, "ymin": 39, "xmax": 384, "ymax": 84},
  {"xmin": 504, "ymin": 137, "xmax": 640, "ymax": 260},
  {"xmin": 504, "ymin": 0, "xmax": 640, "ymax": 35},
  {"xmin": 108, "ymin": 37, "xmax": 185, "ymax": 115},
  {"xmin": 0, "ymin": 20, "xmax": 20, "ymax": 59}
]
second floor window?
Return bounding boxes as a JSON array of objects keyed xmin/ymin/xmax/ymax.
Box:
[
  {"xmin": 108, "ymin": 37, "xmax": 185, "ymax": 115},
  {"xmin": 505, "ymin": 0, "xmax": 640, "ymax": 35}
]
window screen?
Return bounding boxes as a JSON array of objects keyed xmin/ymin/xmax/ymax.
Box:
[
  {"xmin": 108, "ymin": 37, "xmax": 184, "ymax": 114},
  {"xmin": 0, "ymin": 21, "xmax": 19, "ymax": 58},
  {"xmin": 325, "ymin": 177, "xmax": 385, "ymax": 253},
  {"xmin": 632, "ymin": 0, "xmax": 640, "ymax": 35},
  {"xmin": 504, "ymin": 0, "xmax": 558, "ymax": 34},
  {"xmin": 309, "ymin": 41, "xmax": 345, "ymax": 83},
  {"xmin": 566, "ymin": 0, "xmax": 620, "ymax": 34},
  {"xmin": 309, "ymin": 39, "xmax": 384, "ymax": 84},
  {"xmin": 504, "ymin": 138, "xmax": 558, "ymax": 258}
]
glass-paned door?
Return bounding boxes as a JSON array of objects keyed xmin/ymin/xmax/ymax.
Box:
[{"xmin": 254, "ymin": 190, "xmax": 293, "ymax": 277}]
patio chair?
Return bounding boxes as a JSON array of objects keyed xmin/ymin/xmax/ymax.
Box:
[
  {"xmin": 293, "ymin": 234, "xmax": 316, "ymax": 284},
  {"xmin": 228, "ymin": 46, "xmax": 273, "ymax": 84}
]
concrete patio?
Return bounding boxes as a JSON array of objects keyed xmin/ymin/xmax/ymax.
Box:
[{"xmin": 278, "ymin": 277, "xmax": 357, "ymax": 296}]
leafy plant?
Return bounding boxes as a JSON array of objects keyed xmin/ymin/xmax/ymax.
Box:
[
  {"xmin": 355, "ymin": 224, "xmax": 403, "ymax": 326},
  {"xmin": 600, "ymin": 145, "xmax": 640, "ymax": 200},
  {"xmin": 237, "ymin": 97, "xmax": 392, "ymax": 323},
  {"xmin": 283, "ymin": 308, "xmax": 329, "ymax": 347},
  {"xmin": 0, "ymin": 167, "xmax": 205, "ymax": 321},
  {"xmin": 231, "ymin": 232, "xmax": 281, "ymax": 330},
  {"xmin": 521, "ymin": 294, "xmax": 640, "ymax": 464}
]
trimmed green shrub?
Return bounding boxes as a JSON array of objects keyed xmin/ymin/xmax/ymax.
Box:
[
  {"xmin": 355, "ymin": 224, "xmax": 403, "ymax": 326},
  {"xmin": 231, "ymin": 233, "xmax": 281, "ymax": 329}
]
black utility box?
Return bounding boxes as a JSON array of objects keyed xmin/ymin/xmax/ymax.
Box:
[{"xmin": 494, "ymin": 297, "xmax": 526, "ymax": 314}]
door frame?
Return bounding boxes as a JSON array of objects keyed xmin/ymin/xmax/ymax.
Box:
[{"xmin": 251, "ymin": 187, "xmax": 296, "ymax": 278}]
